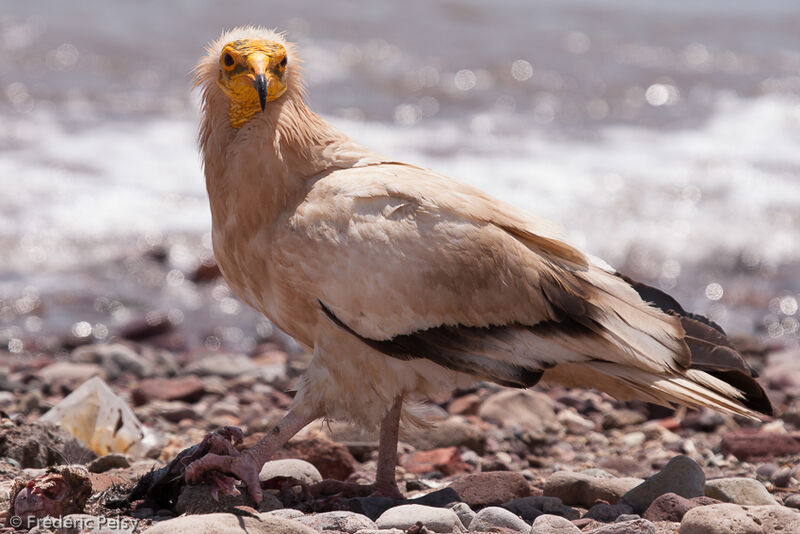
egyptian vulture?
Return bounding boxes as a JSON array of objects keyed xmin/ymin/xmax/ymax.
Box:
[{"xmin": 187, "ymin": 27, "xmax": 771, "ymax": 501}]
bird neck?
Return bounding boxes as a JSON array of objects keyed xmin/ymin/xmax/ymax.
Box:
[{"xmin": 201, "ymin": 90, "xmax": 381, "ymax": 237}]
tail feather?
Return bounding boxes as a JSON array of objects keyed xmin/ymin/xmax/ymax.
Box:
[
  {"xmin": 543, "ymin": 273, "xmax": 773, "ymax": 420},
  {"xmin": 620, "ymin": 274, "xmax": 773, "ymax": 417}
]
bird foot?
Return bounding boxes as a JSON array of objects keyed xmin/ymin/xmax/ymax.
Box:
[
  {"xmin": 184, "ymin": 432, "xmax": 264, "ymax": 503},
  {"xmin": 310, "ymin": 478, "xmax": 404, "ymax": 500}
]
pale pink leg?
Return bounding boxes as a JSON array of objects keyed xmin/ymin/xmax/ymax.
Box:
[
  {"xmin": 311, "ymin": 395, "xmax": 404, "ymax": 499},
  {"xmin": 185, "ymin": 409, "xmax": 314, "ymax": 502},
  {"xmin": 373, "ymin": 395, "xmax": 404, "ymax": 498}
]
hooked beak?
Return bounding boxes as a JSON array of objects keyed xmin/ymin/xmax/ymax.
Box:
[
  {"xmin": 247, "ymin": 52, "xmax": 269, "ymax": 112},
  {"xmin": 253, "ymin": 74, "xmax": 268, "ymax": 112}
]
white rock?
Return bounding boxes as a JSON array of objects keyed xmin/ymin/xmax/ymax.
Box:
[
  {"xmin": 263, "ymin": 509, "xmax": 306, "ymax": 519},
  {"xmin": 468, "ymin": 506, "xmax": 529, "ymax": 533},
  {"xmin": 142, "ymin": 513, "xmax": 316, "ymax": 534},
  {"xmin": 295, "ymin": 511, "xmax": 376, "ymax": 533},
  {"xmin": 259, "ymin": 459, "xmax": 323, "ymax": 485},
  {"xmin": 679, "ymin": 503, "xmax": 760, "ymax": 534},
  {"xmin": 376, "ymin": 504, "xmax": 463, "ymax": 533},
  {"xmin": 450, "ymin": 502, "xmax": 476, "ymax": 529},
  {"xmin": 478, "ymin": 390, "xmax": 556, "ymax": 432},
  {"xmin": 558, "ymin": 409, "xmax": 595, "ymax": 434},
  {"xmin": 704, "ymin": 477, "xmax": 777, "ymax": 505},
  {"xmin": 620, "ymin": 431, "xmax": 646, "ymax": 448},
  {"xmin": 530, "ymin": 514, "xmax": 581, "ymax": 534},
  {"xmin": 679, "ymin": 504, "xmax": 800, "ymax": 534}
]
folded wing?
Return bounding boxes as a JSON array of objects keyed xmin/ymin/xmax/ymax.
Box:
[{"xmin": 283, "ymin": 163, "xmax": 770, "ymax": 418}]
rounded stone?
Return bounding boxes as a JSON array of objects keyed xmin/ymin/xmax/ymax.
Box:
[
  {"xmin": 468, "ymin": 506, "xmax": 529, "ymax": 533},
  {"xmin": 295, "ymin": 511, "xmax": 376, "ymax": 533},
  {"xmin": 704, "ymin": 477, "xmax": 777, "ymax": 506},
  {"xmin": 621, "ymin": 455, "xmax": 705, "ymax": 513},
  {"xmin": 543, "ymin": 471, "xmax": 643, "ymax": 508},
  {"xmin": 376, "ymin": 504, "xmax": 462, "ymax": 533},
  {"xmin": 588, "ymin": 518, "xmax": 655, "ymax": 533},
  {"xmin": 529, "ymin": 514, "xmax": 582, "ymax": 534},
  {"xmin": 259, "ymin": 459, "xmax": 323, "ymax": 485},
  {"xmin": 478, "ymin": 389, "xmax": 557, "ymax": 432},
  {"xmin": 449, "ymin": 471, "xmax": 530, "ymax": 508},
  {"xmin": 142, "ymin": 513, "xmax": 317, "ymax": 534},
  {"xmin": 678, "ymin": 503, "xmax": 761, "ymax": 534}
]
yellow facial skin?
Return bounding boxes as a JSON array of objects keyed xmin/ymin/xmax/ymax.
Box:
[{"xmin": 217, "ymin": 39, "xmax": 288, "ymax": 128}]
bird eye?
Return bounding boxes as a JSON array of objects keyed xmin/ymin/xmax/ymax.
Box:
[
  {"xmin": 280, "ymin": 56, "xmax": 287, "ymax": 68},
  {"xmin": 222, "ymin": 53, "xmax": 235, "ymax": 67}
]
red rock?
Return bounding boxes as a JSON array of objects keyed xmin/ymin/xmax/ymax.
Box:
[
  {"xmin": 131, "ymin": 377, "xmax": 206, "ymax": 406},
  {"xmin": 721, "ymin": 429, "xmax": 800, "ymax": 461},
  {"xmin": 119, "ymin": 312, "xmax": 173, "ymax": 341},
  {"xmin": 448, "ymin": 471, "xmax": 531, "ymax": 508},
  {"xmin": 401, "ymin": 447, "xmax": 468, "ymax": 476},
  {"xmin": 272, "ymin": 436, "xmax": 356, "ymax": 481},
  {"xmin": 448, "ymin": 394, "xmax": 482, "ymax": 415},
  {"xmin": 642, "ymin": 492, "xmax": 720, "ymax": 522}
]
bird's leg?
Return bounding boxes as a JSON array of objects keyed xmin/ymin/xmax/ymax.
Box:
[
  {"xmin": 373, "ymin": 394, "xmax": 404, "ymax": 498},
  {"xmin": 311, "ymin": 395, "xmax": 404, "ymax": 500},
  {"xmin": 185, "ymin": 409, "xmax": 313, "ymax": 502}
]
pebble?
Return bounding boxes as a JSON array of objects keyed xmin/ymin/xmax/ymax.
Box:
[
  {"xmin": 558, "ymin": 408, "xmax": 595, "ymax": 434},
  {"xmin": 450, "ymin": 502, "xmax": 476, "ymax": 529},
  {"xmin": 401, "ymin": 446, "xmax": 468, "ymax": 476},
  {"xmin": 142, "ymin": 513, "xmax": 317, "ymax": 533},
  {"xmin": 784, "ymin": 493, "xmax": 800, "ymax": 510},
  {"xmin": 602, "ymin": 409, "xmax": 646, "ymax": 430},
  {"xmin": 375, "ymin": 504, "xmax": 463, "ymax": 533},
  {"xmin": 295, "ymin": 511, "xmax": 377, "ymax": 533},
  {"xmin": 131, "ymin": 376, "xmax": 206, "ymax": 405},
  {"xmin": 543, "ymin": 471, "xmax": 643, "ymax": 507},
  {"xmin": 589, "ymin": 518, "xmax": 656, "ymax": 533},
  {"xmin": 621, "ymin": 455, "xmax": 705, "ymax": 513},
  {"xmin": 259, "ymin": 459, "xmax": 323, "ymax": 485},
  {"xmin": 620, "ymin": 431, "xmax": 647, "ymax": 448},
  {"xmin": 87, "ymin": 453, "xmax": 131, "ymax": 473},
  {"xmin": 502, "ymin": 496, "xmax": 580, "ymax": 522},
  {"xmin": 641, "ymin": 492, "xmax": 719, "ymax": 522},
  {"xmin": 37, "ymin": 361, "xmax": 106, "ymax": 391},
  {"xmin": 72, "ymin": 343, "xmax": 153, "ymax": 378},
  {"xmin": 266, "ymin": 509, "xmax": 306, "ymax": 519},
  {"xmin": 477, "ymin": 389, "xmax": 557, "ymax": 432},
  {"xmin": 185, "ymin": 353, "xmax": 258, "ymax": 378},
  {"xmin": 339, "ymin": 488, "xmax": 460, "ymax": 521},
  {"xmin": 678, "ymin": 503, "xmax": 800, "ymax": 534},
  {"xmin": 273, "ymin": 435, "xmax": 357, "ymax": 480},
  {"xmin": 529, "ymin": 514, "xmax": 582, "ymax": 534},
  {"xmin": 407, "ymin": 419, "xmax": 486, "ymax": 454},
  {"xmin": 0, "ymin": 420, "xmax": 96, "ymax": 469},
  {"xmin": 463, "ymin": 506, "xmax": 527, "ymax": 533},
  {"xmin": 721, "ymin": 430, "xmax": 800, "ymax": 461},
  {"xmin": 448, "ymin": 471, "xmax": 530, "ymax": 507},
  {"xmin": 584, "ymin": 502, "xmax": 634, "ymax": 522},
  {"xmin": 704, "ymin": 477, "xmax": 777, "ymax": 505},
  {"xmin": 119, "ymin": 312, "xmax": 173, "ymax": 341},
  {"xmin": 769, "ymin": 467, "xmax": 792, "ymax": 488}
]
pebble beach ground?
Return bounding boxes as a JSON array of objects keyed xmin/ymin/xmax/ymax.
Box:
[{"xmin": 1, "ymin": 244, "xmax": 800, "ymax": 534}]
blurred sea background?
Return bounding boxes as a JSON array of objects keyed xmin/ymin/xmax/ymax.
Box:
[{"xmin": 1, "ymin": 0, "xmax": 799, "ymax": 354}]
